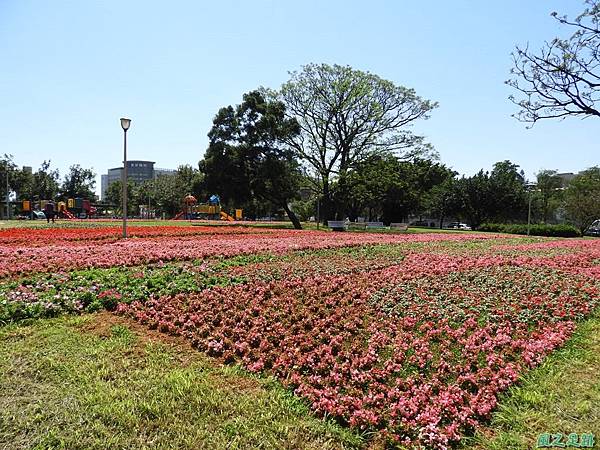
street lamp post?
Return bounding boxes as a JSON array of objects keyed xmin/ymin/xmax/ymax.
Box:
[{"xmin": 120, "ymin": 117, "xmax": 131, "ymax": 238}]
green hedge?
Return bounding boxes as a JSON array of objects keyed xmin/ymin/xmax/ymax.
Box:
[{"xmin": 477, "ymin": 223, "xmax": 581, "ymax": 237}]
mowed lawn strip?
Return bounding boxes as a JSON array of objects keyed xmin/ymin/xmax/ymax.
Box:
[
  {"xmin": 461, "ymin": 311, "xmax": 600, "ymax": 450},
  {"xmin": 0, "ymin": 313, "xmax": 364, "ymax": 450}
]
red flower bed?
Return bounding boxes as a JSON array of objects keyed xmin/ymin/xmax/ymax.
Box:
[
  {"xmin": 0, "ymin": 225, "xmax": 271, "ymax": 246},
  {"xmin": 117, "ymin": 246, "xmax": 600, "ymax": 448}
]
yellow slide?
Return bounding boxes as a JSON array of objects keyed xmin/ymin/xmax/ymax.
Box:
[{"xmin": 220, "ymin": 211, "xmax": 235, "ymax": 222}]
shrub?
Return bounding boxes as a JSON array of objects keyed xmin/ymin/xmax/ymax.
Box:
[{"xmin": 478, "ymin": 223, "xmax": 581, "ymax": 237}]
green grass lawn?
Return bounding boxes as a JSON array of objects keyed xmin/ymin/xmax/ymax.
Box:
[
  {"xmin": 0, "ymin": 313, "xmax": 364, "ymax": 450},
  {"xmin": 1, "ymin": 311, "xmax": 599, "ymax": 449}
]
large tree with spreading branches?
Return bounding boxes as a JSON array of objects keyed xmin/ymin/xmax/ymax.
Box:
[{"xmin": 277, "ymin": 63, "xmax": 437, "ymax": 221}]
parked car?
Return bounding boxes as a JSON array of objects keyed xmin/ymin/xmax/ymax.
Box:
[
  {"xmin": 585, "ymin": 219, "xmax": 600, "ymax": 237},
  {"xmin": 447, "ymin": 222, "xmax": 472, "ymax": 231}
]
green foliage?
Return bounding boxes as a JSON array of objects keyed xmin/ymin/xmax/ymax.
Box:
[
  {"xmin": 564, "ymin": 166, "xmax": 600, "ymax": 233},
  {"xmin": 0, "ymin": 154, "xmax": 18, "ymax": 219},
  {"xmin": 279, "ymin": 63, "xmax": 438, "ymax": 221},
  {"xmin": 17, "ymin": 160, "xmax": 60, "ymax": 202},
  {"xmin": 59, "ymin": 164, "xmax": 96, "ymax": 200},
  {"xmin": 453, "ymin": 160, "xmax": 528, "ymax": 227},
  {"xmin": 535, "ymin": 169, "xmax": 564, "ymax": 223},
  {"xmin": 333, "ymin": 154, "xmax": 455, "ymax": 223},
  {"xmin": 425, "ymin": 177, "xmax": 462, "ymax": 228},
  {"xmin": 201, "ymin": 90, "xmax": 303, "ymax": 228},
  {"xmin": 0, "ymin": 261, "xmax": 248, "ymax": 324},
  {"xmin": 105, "ymin": 179, "xmax": 135, "ymax": 213},
  {"xmin": 478, "ymin": 223, "xmax": 581, "ymax": 237},
  {"xmin": 148, "ymin": 165, "xmax": 203, "ymax": 217},
  {"xmin": 105, "ymin": 166, "xmax": 202, "ymax": 217}
]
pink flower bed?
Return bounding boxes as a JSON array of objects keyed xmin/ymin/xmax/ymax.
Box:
[
  {"xmin": 118, "ymin": 246, "xmax": 600, "ymax": 448},
  {"xmin": 119, "ymin": 239, "xmax": 600, "ymax": 449},
  {"xmin": 5, "ymin": 223, "xmax": 599, "ymax": 448},
  {"xmin": 0, "ymin": 229, "xmax": 498, "ymax": 279}
]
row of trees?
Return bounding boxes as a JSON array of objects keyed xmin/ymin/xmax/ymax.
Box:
[
  {"xmin": 5, "ymin": 57, "xmax": 598, "ymax": 230},
  {"xmin": 5, "ymin": 0, "xmax": 598, "ymax": 226},
  {"xmin": 7, "ymin": 147, "xmax": 599, "ymax": 233},
  {"xmin": 1, "ymin": 157, "xmax": 97, "ymax": 217},
  {"xmin": 194, "ymin": 62, "xmax": 598, "ymax": 231}
]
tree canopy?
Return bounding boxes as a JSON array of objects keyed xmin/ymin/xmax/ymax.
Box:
[
  {"xmin": 332, "ymin": 155, "xmax": 455, "ymax": 224},
  {"xmin": 278, "ymin": 63, "xmax": 437, "ymax": 220},
  {"xmin": 564, "ymin": 167, "xmax": 600, "ymax": 232},
  {"xmin": 59, "ymin": 164, "xmax": 96, "ymax": 200},
  {"xmin": 535, "ymin": 169, "xmax": 564, "ymax": 223},
  {"xmin": 451, "ymin": 161, "xmax": 527, "ymax": 228},
  {"xmin": 17, "ymin": 161, "xmax": 60, "ymax": 201},
  {"xmin": 201, "ymin": 90, "xmax": 304, "ymax": 228}
]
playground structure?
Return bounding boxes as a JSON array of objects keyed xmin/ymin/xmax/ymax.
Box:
[
  {"xmin": 174, "ymin": 194, "xmax": 241, "ymax": 221},
  {"xmin": 21, "ymin": 197, "xmax": 96, "ymax": 220}
]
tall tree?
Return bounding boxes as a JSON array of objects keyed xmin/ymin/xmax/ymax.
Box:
[
  {"xmin": 487, "ymin": 160, "xmax": 527, "ymax": 222},
  {"xmin": 128, "ymin": 166, "xmax": 202, "ymax": 218},
  {"xmin": 0, "ymin": 154, "xmax": 18, "ymax": 219},
  {"xmin": 508, "ymin": 1, "xmax": 600, "ymax": 124},
  {"xmin": 278, "ymin": 63, "xmax": 437, "ymax": 220},
  {"xmin": 409, "ymin": 159, "xmax": 457, "ymax": 218},
  {"xmin": 564, "ymin": 167, "xmax": 600, "ymax": 232},
  {"xmin": 105, "ymin": 179, "xmax": 135, "ymax": 213},
  {"xmin": 20, "ymin": 161, "xmax": 60, "ymax": 201},
  {"xmin": 454, "ymin": 171, "xmax": 493, "ymax": 228},
  {"xmin": 454, "ymin": 161, "xmax": 527, "ymax": 228},
  {"xmin": 536, "ymin": 169, "xmax": 564, "ymax": 223},
  {"xmin": 425, "ymin": 177, "xmax": 461, "ymax": 229},
  {"xmin": 12, "ymin": 166, "xmax": 34, "ymax": 202},
  {"xmin": 201, "ymin": 90, "xmax": 304, "ymax": 229},
  {"xmin": 59, "ymin": 164, "xmax": 96, "ymax": 200},
  {"xmin": 333, "ymin": 156, "xmax": 454, "ymax": 224},
  {"xmin": 334, "ymin": 154, "xmax": 410, "ymax": 222}
]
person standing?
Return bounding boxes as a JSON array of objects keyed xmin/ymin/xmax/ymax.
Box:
[{"xmin": 44, "ymin": 200, "xmax": 55, "ymax": 223}]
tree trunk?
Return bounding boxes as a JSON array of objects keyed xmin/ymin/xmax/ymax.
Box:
[
  {"xmin": 283, "ymin": 202, "xmax": 302, "ymax": 230},
  {"xmin": 320, "ymin": 177, "xmax": 333, "ymax": 225}
]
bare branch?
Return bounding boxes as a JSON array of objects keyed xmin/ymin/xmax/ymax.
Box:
[{"xmin": 508, "ymin": 1, "xmax": 600, "ymax": 124}]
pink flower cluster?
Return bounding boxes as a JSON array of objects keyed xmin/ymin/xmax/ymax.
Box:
[{"xmin": 118, "ymin": 246, "xmax": 600, "ymax": 448}]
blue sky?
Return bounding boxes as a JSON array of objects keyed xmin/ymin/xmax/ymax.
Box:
[{"xmin": 0, "ymin": 1, "xmax": 597, "ymax": 195}]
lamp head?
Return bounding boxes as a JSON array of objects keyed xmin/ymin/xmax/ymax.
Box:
[{"xmin": 120, "ymin": 117, "xmax": 131, "ymax": 131}]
